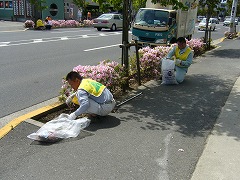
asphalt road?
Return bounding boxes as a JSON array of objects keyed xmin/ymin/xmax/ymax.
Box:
[
  {"xmin": 194, "ymin": 21, "xmax": 240, "ymax": 40},
  {"xmin": 0, "ymin": 28, "xmax": 125, "ymax": 118}
]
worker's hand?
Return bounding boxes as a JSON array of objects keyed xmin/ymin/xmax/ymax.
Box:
[
  {"xmin": 65, "ymin": 93, "xmax": 76, "ymax": 105},
  {"xmin": 68, "ymin": 112, "xmax": 77, "ymax": 120},
  {"xmin": 175, "ymin": 59, "xmax": 182, "ymax": 66}
]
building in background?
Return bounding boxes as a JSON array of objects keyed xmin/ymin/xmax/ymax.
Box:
[{"xmin": 0, "ymin": 0, "xmax": 101, "ymax": 21}]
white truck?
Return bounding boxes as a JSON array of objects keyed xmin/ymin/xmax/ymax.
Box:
[{"xmin": 132, "ymin": 0, "xmax": 199, "ymax": 47}]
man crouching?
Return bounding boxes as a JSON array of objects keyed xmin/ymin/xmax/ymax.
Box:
[{"xmin": 65, "ymin": 71, "xmax": 116, "ymax": 120}]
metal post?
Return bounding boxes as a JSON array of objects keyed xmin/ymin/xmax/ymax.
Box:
[
  {"xmin": 122, "ymin": 0, "xmax": 129, "ymax": 89},
  {"xmin": 135, "ymin": 40, "xmax": 141, "ymax": 86},
  {"xmin": 208, "ymin": 27, "xmax": 212, "ymax": 49},
  {"xmin": 229, "ymin": 0, "xmax": 238, "ymax": 33}
]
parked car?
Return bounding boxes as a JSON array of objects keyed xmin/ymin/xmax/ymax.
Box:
[
  {"xmin": 198, "ymin": 18, "xmax": 216, "ymax": 31},
  {"xmin": 197, "ymin": 16, "xmax": 205, "ymax": 22},
  {"xmin": 235, "ymin": 18, "xmax": 239, "ymax": 25},
  {"xmin": 212, "ymin": 18, "xmax": 219, "ymax": 24},
  {"xmin": 93, "ymin": 13, "xmax": 123, "ymax": 31},
  {"xmin": 223, "ymin": 18, "xmax": 238, "ymax": 26}
]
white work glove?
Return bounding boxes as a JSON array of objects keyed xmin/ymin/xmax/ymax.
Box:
[
  {"xmin": 175, "ymin": 59, "xmax": 182, "ymax": 66},
  {"xmin": 68, "ymin": 112, "xmax": 77, "ymax": 120},
  {"xmin": 65, "ymin": 92, "xmax": 76, "ymax": 105}
]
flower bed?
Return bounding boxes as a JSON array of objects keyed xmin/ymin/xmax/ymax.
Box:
[
  {"xmin": 59, "ymin": 38, "xmax": 205, "ymax": 102},
  {"xmin": 224, "ymin": 31, "xmax": 238, "ymax": 39},
  {"xmin": 24, "ymin": 19, "xmax": 93, "ymax": 29}
]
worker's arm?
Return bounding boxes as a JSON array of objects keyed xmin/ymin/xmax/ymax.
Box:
[
  {"xmin": 166, "ymin": 46, "xmax": 176, "ymax": 59},
  {"xmin": 69, "ymin": 90, "xmax": 90, "ymax": 120}
]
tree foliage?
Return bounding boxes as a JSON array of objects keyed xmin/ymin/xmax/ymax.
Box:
[
  {"xmin": 92, "ymin": 0, "xmax": 196, "ymax": 14},
  {"xmin": 150, "ymin": 0, "xmax": 188, "ymax": 10},
  {"xmin": 72, "ymin": 0, "xmax": 90, "ymax": 16},
  {"xmin": 29, "ymin": 0, "xmax": 48, "ymax": 11},
  {"xmin": 72, "ymin": 0, "xmax": 89, "ymax": 10}
]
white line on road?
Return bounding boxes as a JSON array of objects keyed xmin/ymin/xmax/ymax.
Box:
[
  {"xmin": 33, "ymin": 39, "xmax": 43, "ymax": 43},
  {"xmin": 0, "ymin": 32, "xmax": 122, "ymax": 48},
  {"xmin": 51, "ymin": 30, "xmax": 91, "ymax": 33},
  {"xmin": 0, "ymin": 42, "xmax": 10, "ymax": 47},
  {"xmin": 61, "ymin": 37, "xmax": 69, "ymax": 40},
  {"xmin": 84, "ymin": 44, "xmax": 121, "ymax": 51}
]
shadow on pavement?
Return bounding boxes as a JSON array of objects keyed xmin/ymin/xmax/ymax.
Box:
[
  {"xmin": 85, "ymin": 115, "xmax": 121, "ymax": 132},
  {"xmin": 118, "ymin": 74, "xmax": 239, "ymax": 139},
  {"xmin": 208, "ymin": 49, "xmax": 240, "ymax": 59}
]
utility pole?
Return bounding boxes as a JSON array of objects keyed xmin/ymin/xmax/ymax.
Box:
[
  {"xmin": 121, "ymin": 0, "xmax": 130, "ymax": 89},
  {"xmin": 229, "ymin": 0, "xmax": 238, "ymax": 33}
]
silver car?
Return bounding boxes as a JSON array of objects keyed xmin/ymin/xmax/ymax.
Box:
[
  {"xmin": 198, "ymin": 18, "xmax": 216, "ymax": 31},
  {"xmin": 93, "ymin": 13, "xmax": 123, "ymax": 31},
  {"xmin": 223, "ymin": 18, "xmax": 238, "ymax": 26}
]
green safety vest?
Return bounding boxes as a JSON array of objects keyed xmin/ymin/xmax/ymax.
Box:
[{"xmin": 71, "ymin": 79, "xmax": 106, "ymax": 105}]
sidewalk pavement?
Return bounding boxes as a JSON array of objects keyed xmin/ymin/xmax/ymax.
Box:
[
  {"xmin": 1, "ymin": 21, "xmax": 240, "ymax": 179},
  {"xmin": 191, "ymin": 76, "xmax": 240, "ymax": 180}
]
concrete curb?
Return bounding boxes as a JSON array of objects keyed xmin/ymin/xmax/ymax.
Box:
[{"xmin": 0, "ymin": 97, "xmax": 64, "ymax": 139}]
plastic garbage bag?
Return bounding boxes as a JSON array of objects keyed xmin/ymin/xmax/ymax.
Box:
[
  {"xmin": 161, "ymin": 58, "xmax": 178, "ymax": 85},
  {"xmin": 27, "ymin": 113, "xmax": 90, "ymax": 142}
]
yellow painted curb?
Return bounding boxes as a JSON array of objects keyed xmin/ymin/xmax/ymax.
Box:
[
  {"xmin": 0, "ymin": 101, "xmax": 64, "ymax": 139},
  {"xmin": 220, "ymin": 37, "xmax": 225, "ymax": 42}
]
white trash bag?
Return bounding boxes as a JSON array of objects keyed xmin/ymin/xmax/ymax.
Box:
[
  {"xmin": 27, "ymin": 113, "xmax": 90, "ymax": 142},
  {"xmin": 161, "ymin": 58, "xmax": 178, "ymax": 85}
]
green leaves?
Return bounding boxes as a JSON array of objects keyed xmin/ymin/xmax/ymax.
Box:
[
  {"xmin": 29, "ymin": 0, "xmax": 48, "ymax": 11},
  {"xmin": 72, "ymin": 0, "xmax": 89, "ymax": 9}
]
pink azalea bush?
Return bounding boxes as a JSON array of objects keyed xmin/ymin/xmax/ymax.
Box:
[
  {"xmin": 52, "ymin": 20, "xmax": 80, "ymax": 28},
  {"xmin": 83, "ymin": 20, "xmax": 93, "ymax": 26},
  {"xmin": 24, "ymin": 20, "xmax": 35, "ymax": 28},
  {"xmin": 60, "ymin": 38, "xmax": 204, "ymax": 101},
  {"xmin": 59, "ymin": 60, "xmax": 125, "ymax": 101},
  {"xmin": 24, "ymin": 19, "xmax": 80, "ymax": 29},
  {"xmin": 129, "ymin": 46, "xmax": 171, "ymax": 80},
  {"xmin": 224, "ymin": 31, "xmax": 238, "ymax": 39},
  {"xmin": 186, "ymin": 38, "xmax": 204, "ymax": 56}
]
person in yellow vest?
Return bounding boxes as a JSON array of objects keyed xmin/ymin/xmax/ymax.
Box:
[
  {"xmin": 65, "ymin": 71, "xmax": 116, "ymax": 120},
  {"xmin": 35, "ymin": 18, "xmax": 45, "ymax": 30},
  {"xmin": 166, "ymin": 37, "xmax": 193, "ymax": 83}
]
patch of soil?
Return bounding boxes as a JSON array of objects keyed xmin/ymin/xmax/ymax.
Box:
[{"xmin": 33, "ymin": 105, "xmax": 79, "ymax": 123}]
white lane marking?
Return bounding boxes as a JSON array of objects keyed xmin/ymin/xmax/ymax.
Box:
[
  {"xmin": 33, "ymin": 39, "xmax": 43, "ymax": 43},
  {"xmin": 51, "ymin": 30, "xmax": 91, "ymax": 33},
  {"xmin": 0, "ymin": 32, "xmax": 121, "ymax": 48},
  {"xmin": 0, "ymin": 42, "xmax": 10, "ymax": 47},
  {"xmin": 61, "ymin": 37, "xmax": 69, "ymax": 40},
  {"xmin": 84, "ymin": 44, "xmax": 121, "ymax": 51}
]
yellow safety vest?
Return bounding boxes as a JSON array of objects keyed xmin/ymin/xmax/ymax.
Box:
[
  {"xmin": 36, "ymin": 19, "xmax": 44, "ymax": 27},
  {"xmin": 174, "ymin": 46, "xmax": 192, "ymax": 67},
  {"xmin": 175, "ymin": 46, "xmax": 192, "ymax": 61},
  {"xmin": 71, "ymin": 79, "xmax": 106, "ymax": 105}
]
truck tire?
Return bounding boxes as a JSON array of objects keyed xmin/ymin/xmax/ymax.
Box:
[{"xmin": 97, "ymin": 28, "xmax": 102, "ymax": 31}]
